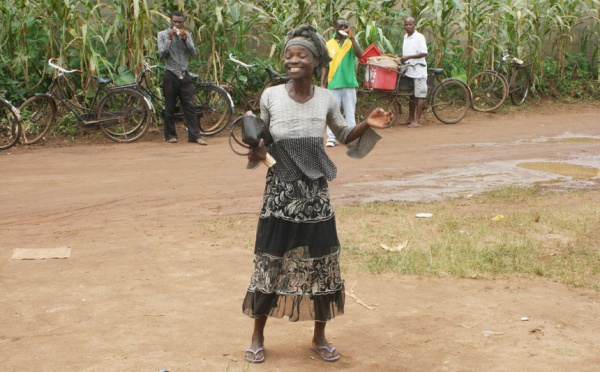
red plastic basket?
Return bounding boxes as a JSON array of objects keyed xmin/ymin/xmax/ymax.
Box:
[
  {"xmin": 364, "ymin": 64, "xmax": 398, "ymax": 91},
  {"xmin": 359, "ymin": 44, "xmax": 383, "ymax": 64}
]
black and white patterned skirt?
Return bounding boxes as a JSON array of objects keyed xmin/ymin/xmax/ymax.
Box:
[{"xmin": 242, "ymin": 170, "xmax": 345, "ymax": 322}]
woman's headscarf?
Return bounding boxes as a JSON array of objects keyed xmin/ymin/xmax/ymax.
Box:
[{"xmin": 284, "ymin": 24, "xmax": 332, "ymax": 72}]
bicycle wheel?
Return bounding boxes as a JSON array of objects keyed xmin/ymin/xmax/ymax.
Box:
[
  {"xmin": 431, "ymin": 79, "xmax": 471, "ymax": 124},
  {"xmin": 370, "ymin": 95, "xmax": 402, "ymax": 127},
  {"xmin": 468, "ymin": 71, "xmax": 508, "ymax": 112},
  {"xmin": 509, "ymin": 68, "xmax": 532, "ymax": 106},
  {"xmin": 97, "ymin": 89, "xmax": 151, "ymax": 143},
  {"xmin": 18, "ymin": 95, "xmax": 56, "ymax": 145},
  {"xmin": 0, "ymin": 100, "xmax": 21, "ymax": 150},
  {"xmin": 195, "ymin": 84, "xmax": 233, "ymax": 136},
  {"xmin": 228, "ymin": 115, "xmax": 251, "ymax": 156}
]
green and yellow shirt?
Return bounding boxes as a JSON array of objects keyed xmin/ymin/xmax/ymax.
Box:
[{"xmin": 326, "ymin": 36, "xmax": 359, "ymax": 89}]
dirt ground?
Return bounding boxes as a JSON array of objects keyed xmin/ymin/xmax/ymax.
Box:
[{"xmin": 1, "ymin": 101, "xmax": 600, "ymax": 371}]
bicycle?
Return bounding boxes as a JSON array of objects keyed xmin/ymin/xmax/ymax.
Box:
[
  {"xmin": 362, "ymin": 59, "xmax": 471, "ymax": 125},
  {"xmin": 0, "ymin": 90, "xmax": 22, "ymax": 150},
  {"xmin": 468, "ymin": 50, "xmax": 533, "ymax": 112},
  {"xmin": 18, "ymin": 58, "xmax": 152, "ymax": 144},
  {"xmin": 224, "ymin": 54, "xmax": 289, "ymax": 145},
  {"xmin": 135, "ymin": 56, "xmax": 235, "ymax": 136},
  {"xmin": 222, "ymin": 54, "xmax": 289, "ymax": 115}
]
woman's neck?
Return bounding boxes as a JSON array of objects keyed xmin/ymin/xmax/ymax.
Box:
[{"xmin": 286, "ymin": 80, "xmax": 314, "ymax": 103}]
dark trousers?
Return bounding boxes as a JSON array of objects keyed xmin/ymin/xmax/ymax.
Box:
[{"xmin": 162, "ymin": 70, "xmax": 201, "ymax": 141}]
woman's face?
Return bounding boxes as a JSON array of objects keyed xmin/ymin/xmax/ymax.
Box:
[{"xmin": 284, "ymin": 45, "xmax": 319, "ymax": 80}]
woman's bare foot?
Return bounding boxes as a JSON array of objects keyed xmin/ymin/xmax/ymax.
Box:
[{"xmin": 408, "ymin": 122, "xmax": 422, "ymax": 128}]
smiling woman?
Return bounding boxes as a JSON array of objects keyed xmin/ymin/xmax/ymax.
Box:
[{"xmin": 240, "ymin": 24, "xmax": 393, "ymax": 364}]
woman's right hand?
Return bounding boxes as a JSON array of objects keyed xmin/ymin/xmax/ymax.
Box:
[
  {"xmin": 248, "ymin": 138, "xmax": 267, "ymax": 162},
  {"xmin": 366, "ymin": 108, "xmax": 394, "ymax": 128}
]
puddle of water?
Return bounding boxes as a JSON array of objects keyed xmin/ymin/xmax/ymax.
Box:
[
  {"xmin": 447, "ymin": 135, "xmax": 600, "ymax": 148},
  {"xmin": 341, "ymin": 156, "xmax": 600, "ymax": 204},
  {"xmin": 517, "ymin": 162, "xmax": 600, "ymax": 179},
  {"xmin": 546, "ymin": 137, "xmax": 600, "ymax": 144}
]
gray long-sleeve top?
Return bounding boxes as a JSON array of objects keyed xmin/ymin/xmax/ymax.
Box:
[
  {"xmin": 157, "ymin": 27, "xmax": 197, "ymax": 78},
  {"xmin": 252, "ymin": 84, "xmax": 381, "ymax": 181}
]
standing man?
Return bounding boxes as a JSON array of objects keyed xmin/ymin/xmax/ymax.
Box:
[
  {"xmin": 321, "ymin": 17, "xmax": 363, "ymax": 147},
  {"xmin": 398, "ymin": 17, "xmax": 428, "ymax": 128},
  {"xmin": 158, "ymin": 11, "xmax": 207, "ymax": 145}
]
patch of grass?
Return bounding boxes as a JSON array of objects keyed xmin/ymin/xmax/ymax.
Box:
[
  {"xmin": 205, "ymin": 186, "xmax": 600, "ymax": 291},
  {"xmin": 338, "ymin": 186, "xmax": 600, "ymax": 290}
]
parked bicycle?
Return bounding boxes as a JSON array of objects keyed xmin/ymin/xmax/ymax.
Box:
[
  {"xmin": 362, "ymin": 58, "xmax": 471, "ymax": 125},
  {"xmin": 19, "ymin": 58, "xmax": 152, "ymax": 144},
  {"xmin": 0, "ymin": 90, "xmax": 21, "ymax": 150},
  {"xmin": 135, "ymin": 56, "xmax": 234, "ymax": 136},
  {"xmin": 222, "ymin": 54, "xmax": 289, "ymax": 115},
  {"xmin": 224, "ymin": 54, "xmax": 288, "ymax": 144},
  {"xmin": 468, "ymin": 50, "xmax": 533, "ymax": 112}
]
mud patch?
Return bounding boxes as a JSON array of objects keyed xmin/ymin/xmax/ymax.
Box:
[
  {"xmin": 517, "ymin": 162, "xmax": 599, "ymax": 179},
  {"xmin": 343, "ymin": 155, "xmax": 600, "ymax": 203}
]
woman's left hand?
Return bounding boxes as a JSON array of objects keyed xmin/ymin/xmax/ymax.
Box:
[{"xmin": 366, "ymin": 107, "xmax": 394, "ymax": 128}]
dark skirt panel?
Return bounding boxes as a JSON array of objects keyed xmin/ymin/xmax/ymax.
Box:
[
  {"xmin": 243, "ymin": 171, "xmax": 345, "ymax": 322},
  {"xmin": 243, "ymin": 288, "xmax": 345, "ymax": 322}
]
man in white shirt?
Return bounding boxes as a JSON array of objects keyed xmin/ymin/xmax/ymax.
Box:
[{"xmin": 398, "ymin": 17, "xmax": 428, "ymax": 128}]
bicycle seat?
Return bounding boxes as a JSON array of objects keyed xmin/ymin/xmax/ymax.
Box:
[
  {"xmin": 265, "ymin": 67, "xmax": 280, "ymax": 78},
  {"xmin": 92, "ymin": 75, "xmax": 112, "ymax": 84},
  {"xmin": 189, "ymin": 72, "xmax": 199, "ymax": 81},
  {"xmin": 428, "ymin": 68, "xmax": 444, "ymax": 75}
]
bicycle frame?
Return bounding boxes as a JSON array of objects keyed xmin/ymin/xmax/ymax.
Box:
[
  {"xmin": 363, "ymin": 60, "xmax": 471, "ymax": 125},
  {"xmin": 223, "ymin": 54, "xmax": 288, "ymax": 113},
  {"xmin": 137, "ymin": 57, "xmax": 234, "ymax": 116},
  {"xmin": 373, "ymin": 63, "xmax": 442, "ymax": 104},
  {"xmin": 0, "ymin": 91, "xmax": 22, "ymax": 150},
  {"xmin": 44, "ymin": 59, "xmax": 111, "ymax": 126},
  {"xmin": 0, "ymin": 91, "xmax": 20, "ymax": 119},
  {"xmin": 494, "ymin": 51, "xmax": 531, "ymax": 84},
  {"xmin": 133, "ymin": 59, "xmax": 164, "ymax": 112}
]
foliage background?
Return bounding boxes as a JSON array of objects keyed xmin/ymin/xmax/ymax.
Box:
[{"xmin": 1, "ymin": 0, "xmax": 599, "ymax": 104}]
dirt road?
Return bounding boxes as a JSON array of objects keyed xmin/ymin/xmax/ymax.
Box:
[{"xmin": 1, "ymin": 101, "xmax": 599, "ymax": 371}]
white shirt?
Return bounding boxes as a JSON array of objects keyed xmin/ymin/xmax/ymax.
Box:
[{"xmin": 402, "ymin": 31, "xmax": 428, "ymax": 78}]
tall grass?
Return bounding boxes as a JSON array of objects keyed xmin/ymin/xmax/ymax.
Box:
[{"xmin": 1, "ymin": 0, "xmax": 598, "ymax": 103}]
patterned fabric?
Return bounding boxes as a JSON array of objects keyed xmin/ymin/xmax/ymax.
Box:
[
  {"xmin": 243, "ymin": 171, "xmax": 345, "ymax": 322},
  {"xmin": 260, "ymin": 168, "xmax": 335, "ymax": 221},
  {"xmin": 247, "ymin": 248, "xmax": 343, "ymax": 295},
  {"xmin": 243, "ymin": 80, "xmax": 382, "ymax": 322},
  {"xmin": 269, "ymin": 137, "xmax": 337, "ymax": 182},
  {"xmin": 254, "ymin": 85, "xmax": 381, "ymax": 178}
]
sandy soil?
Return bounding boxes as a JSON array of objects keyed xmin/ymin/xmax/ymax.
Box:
[{"xmin": 1, "ymin": 101, "xmax": 600, "ymax": 371}]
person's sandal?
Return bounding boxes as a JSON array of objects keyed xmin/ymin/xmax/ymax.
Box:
[
  {"xmin": 244, "ymin": 347, "xmax": 265, "ymax": 363},
  {"xmin": 311, "ymin": 345, "xmax": 340, "ymax": 362}
]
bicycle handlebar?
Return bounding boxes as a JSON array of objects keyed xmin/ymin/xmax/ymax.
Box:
[
  {"xmin": 142, "ymin": 55, "xmax": 164, "ymax": 71},
  {"xmin": 500, "ymin": 50, "xmax": 524, "ymax": 65},
  {"xmin": 228, "ymin": 54, "xmax": 255, "ymax": 69},
  {"xmin": 48, "ymin": 58, "xmax": 82, "ymax": 74}
]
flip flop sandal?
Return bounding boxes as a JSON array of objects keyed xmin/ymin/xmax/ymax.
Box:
[
  {"xmin": 244, "ymin": 347, "xmax": 265, "ymax": 363},
  {"xmin": 311, "ymin": 345, "xmax": 340, "ymax": 362}
]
